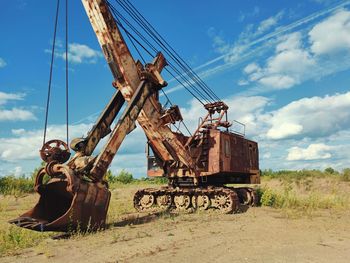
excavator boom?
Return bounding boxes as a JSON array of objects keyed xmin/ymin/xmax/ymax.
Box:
[{"xmin": 81, "ymin": 0, "xmax": 198, "ymax": 177}]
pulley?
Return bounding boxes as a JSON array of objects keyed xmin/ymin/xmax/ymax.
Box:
[{"xmin": 40, "ymin": 139, "xmax": 71, "ymax": 164}]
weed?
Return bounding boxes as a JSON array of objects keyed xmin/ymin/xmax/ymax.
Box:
[
  {"xmin": 0, "ymin": 225, "xmax": 51, "ymax": 255},
  {"xmin": 259, "ymin": 186, "xmax": 349, "ymax": 213}
]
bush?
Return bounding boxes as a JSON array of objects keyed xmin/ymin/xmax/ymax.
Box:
[
  {"xmin": 116, "ymin": 170, "xmax": 134, "ymax": 184},
  {"xmin": 0, "ymin": 176, "xmax": 34, "ymax": 196},
  {"xmin": 106, "ymin": 170, "xmax": 134, "ymax": 184},
  {"xmin": 105, "ymin": 170, "xmax": 117, "ymax": 183},
  {"xmin": 342, "ymin": 168, "xmax": 350, "ymax": 182},
  {"xmin": 324, "ymin": 167, "xmax": 336, "ymax": 174}
]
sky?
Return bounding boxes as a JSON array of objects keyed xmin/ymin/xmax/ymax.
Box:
[{"xmin": 1, "ymin": 0, "xmax": 350, "ymax": 177}]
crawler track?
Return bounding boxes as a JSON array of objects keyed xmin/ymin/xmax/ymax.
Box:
[{"xmin": 133, "ymin": 186, "xmax": 258, "ymax": 214}]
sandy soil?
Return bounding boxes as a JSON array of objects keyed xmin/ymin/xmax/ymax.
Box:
[{"xmin": 1, "ymin": 206, "xmax": 350, "ymax": 263}]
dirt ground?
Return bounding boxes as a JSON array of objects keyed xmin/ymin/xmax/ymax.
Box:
[{"xmin": 1, "ymin": 206, "xmax": 350, "ymax": 263}]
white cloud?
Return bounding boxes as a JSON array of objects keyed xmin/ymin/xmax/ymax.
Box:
[
  {"xmin": 267, "ymin": 123, "xmax": 303, "ymax": 140},
  {"xmin": 256, "ymin": 11, "xmax": 284, "ymax": 35},
  {"xmin": 0, "ymin": 108, "xmax": 36, "ymax": 121},
  {"xmin": 262, "ymin": 152, "xmax": 271, "ymax": 159},
  {"xmin": 46, "ymin": 42, "xmax": 103, "ymax": 64},
  {"xmin": 309, "ymin": 9, "xmax": 350, "ymax": 55},
  {"xmin": 66, "ymin": 43, "xmax": 102, "ymax": 64},
  {"xmin": 238, "ymin": 79, "xmax": 249, "ymax": 86},
  {"xmin": 208, "ymin": 12, "xmax": 284, "ymax": 66},
  {"xmin": 0, "ymin": 91, "xmax": 24, "ymax": 105},
  {"xmin": 57, "ymin": 43, "xmax": 103, "ymax": 64},
  {"xmin": 244, "ymin": 32, "xmax": 316, "ymax": 90},
  {"xmin": 241, "ymin": 9, "xmax": 350, "ymax": 92},
  {"xmin": 287, "ymin": 143, "xmax": 332, "ymax": 161},
  {"xmin": 0, "ymin": 92, "xmax": 35, "ymax": 122},
  {"xmin": 258, "ymin": 75, "xmax": 298, "ymax": 89},
  {"xmin": 186, "ymin": 2, "xmax": 350, "ymax": 90},
  {"xmin": 244, "ymin": 63, "xmax": 260, "ymax": 74},
  {"xmin": 169, "ymin": 5, "xmax": 350, "ymax": 96},
  {"xmin": 0, "ymin": 58, "xmax": 6, "ymax": 68},
  {"xmin": 111, "ymin": 153, "xmax": 147, "ymax": 177},
  {"xmin": 267, "ymin": 34, "xmax": 315, "ymax": 75},
  {"xmin": 266, "ymin": 91, "xmax": 350, "ymax": 140},
  {"xmin": 12, "ymin": 166, "xmax": 24, "ymax": 176},
  {"xmin": 11, "ymin": 129, "xmax": 26, "ymax": 135}
]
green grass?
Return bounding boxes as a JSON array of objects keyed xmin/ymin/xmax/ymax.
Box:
[
  {"xmin": 258, "ymin": 181, "xmax": 350, "ymax": 213},
  {"xmin": 0, "ymin": 225, "xmax": 52, "ymax": 255},
  {"xmin": 0, "ymin": 176, "xmax": 34, "ymax": 197}
]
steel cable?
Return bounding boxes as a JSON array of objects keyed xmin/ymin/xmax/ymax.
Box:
[
  {"xmin": 43, "ymin": 0, "xmax": 60, "ymax": 145},
  {"xmin": 108, "ymin": 3, "xmax": 209, "ymax": 105},
  {"xmin": 65, "ymin": 0, "xmax": 69, "ymax": 144},
  {"xmin": 108, "ymin": 0, "xmax": 216, "ymax": 104},
  {"xmin": 116, "ymin": 0, "xmax": 221, "ymax": 102}
]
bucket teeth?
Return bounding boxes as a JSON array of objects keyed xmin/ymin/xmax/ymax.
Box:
[
  {"xmin": 9, "ymin": 217, "xmax": 45, "ymax": 231},
  {"xmin": 8, "ymin": 217, "xmax": 47, "ymax": 231}
]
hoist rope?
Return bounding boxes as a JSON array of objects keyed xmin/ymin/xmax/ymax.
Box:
[
  {"xmin": 114, "ymin": 0, "xmax": 214, "ymax": 102},
  {"xmin": 43, "ymin": 0, "xmax": 70, "ymax": 145},
  {"xmin": 65, "ymin": 0, "xmax": 69, "ymax": 144},
  {"xmin": 120, "ymin": 0, "xmax": 221, "ymax": 102},
  {"xmin": 111, "ymin": 0, "xmax": 211, "ymax": 103},
  {"xmin": 106, "ymin": 0, "xmax": 221, "ymax": 105},
  {"xmin": 107, "ymin": 3, "xmax": 209, "ymax": 105},
  {"xmin": 43, "ymin": 0, "xmax": 60, "ymax": 145}
]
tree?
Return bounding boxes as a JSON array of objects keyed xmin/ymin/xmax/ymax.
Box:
[
  {"xmin": 324, "ymin": 167, "xmax": 336, "ymax": 174},
  {"xmin": 115, "ymin": 170, "xmax": 134, "ymax": 184}
]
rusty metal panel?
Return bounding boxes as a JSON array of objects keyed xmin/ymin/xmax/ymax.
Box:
[
  {"xmin": 206, "ymin": 129, "xmax": 221, "ymax": 174},
  {"xmin": 199, "ymin": 129, "xmax": 260, "ymax": 184}
]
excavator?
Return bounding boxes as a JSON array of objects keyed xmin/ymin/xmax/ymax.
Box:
[{"xmin": 9, "ymin": 0, "xmax": 260, "ymax": 232}]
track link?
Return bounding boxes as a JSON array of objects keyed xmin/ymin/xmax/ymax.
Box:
[{"xmin": 133, "ymin": 186, "xmax": 258, "ymax": 213}]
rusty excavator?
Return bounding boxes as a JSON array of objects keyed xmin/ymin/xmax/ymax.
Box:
[{"xmin": 9, "ymin": 0, "xmax": 260, "ymax": 232}]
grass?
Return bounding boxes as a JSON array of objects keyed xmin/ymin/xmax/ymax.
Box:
[
  {"xmin": 261, "ymin": 168, "xmax": 350, "ymax": 182},
  {"xmin": 0, "ymin": 195, "xmax": 54, "ymax": 256},
  {"xmin": 0, "ymin": 176, "xmax": 34, "ymax": 197},
  {"xmin": 258, "ymin": 171, "xmax": 350, "ymax": 216},
  {"xmin": 0, "ymin": 168, "xmax": 350, "ymax": 256},
  {"xmin": 0, "ymin": 225, "xmax": 52, "ymax": 255}
]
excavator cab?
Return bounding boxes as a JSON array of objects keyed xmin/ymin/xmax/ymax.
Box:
[{"xmin": 146, "ymin": 143, "xmax": 165, "ymax": 177}]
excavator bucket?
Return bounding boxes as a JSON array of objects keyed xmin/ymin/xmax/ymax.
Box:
[{"xmin": 9, "ymin": 165, "xmax": 111, "ymax": 232}]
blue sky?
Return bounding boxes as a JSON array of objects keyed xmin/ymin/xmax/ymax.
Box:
[{"xmin": 1, "ymin": 0, "xmax": 350, "ymax": 177}]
